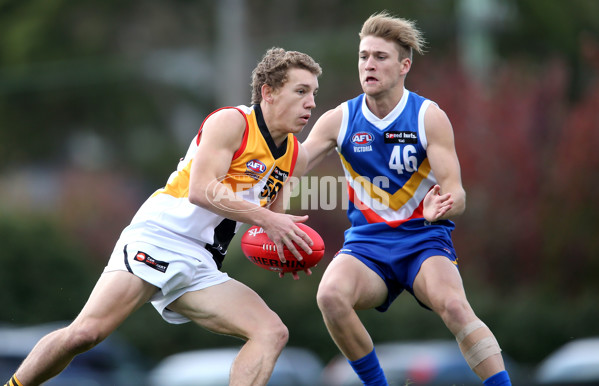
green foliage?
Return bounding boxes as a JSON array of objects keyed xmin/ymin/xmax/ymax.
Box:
[
  {"xmin": 0, "ymin": 215, "xmax": 98, "ymax": 323},
  {"xmin": 464, "ymin": 280, "xmax": 599, "ymax": 366},
  {"xmin": 0, "ymin": 1, "xmax": 211, "ymax": 185},
  {"xmin": 499, "ymin": 0, "xmax": 599, "ymax": 59}
]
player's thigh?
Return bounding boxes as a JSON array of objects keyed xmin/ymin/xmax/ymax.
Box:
[
  {"xmin": 168, "ymin": 279, "xmax": 282, "ymax": 339},
  {"xmin": 319, "ymin": 253, "xmax": 387, "ymax": 310},
  {"xmin": 412, "ymin": 255, "xmax": 469, "ymax": 312},
  {"xmin": 73, "ymin": 271, "xmax": 159, "ymax": 336}
]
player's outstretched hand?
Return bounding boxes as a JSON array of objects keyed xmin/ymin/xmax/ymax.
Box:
[
  {"xmin": 423, "ymin": 185, "xmax": 453, "ymax": 222},
  {"xmin": 278, "ymin": 268, "xmax": 313, "ymax": 280}
]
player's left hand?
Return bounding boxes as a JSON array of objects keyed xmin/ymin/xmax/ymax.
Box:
[
  {"xmin": 423, "ymin": 185, "xmax": 453, "ymax": 222},
  {"xmin": 278, "ymin": 268, "xmax": 313, "ymax": 280}
]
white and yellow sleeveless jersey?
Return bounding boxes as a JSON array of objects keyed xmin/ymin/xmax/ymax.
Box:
[{"xmin": 117, "ymin": 104, "xmax": 299, "ymax": 263}]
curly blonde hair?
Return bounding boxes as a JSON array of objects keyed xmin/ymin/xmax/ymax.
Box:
[{"xmin": 251, "ymin": 47, "xmax": 322, "ymax": 105}]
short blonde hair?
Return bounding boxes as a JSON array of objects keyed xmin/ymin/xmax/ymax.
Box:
[
  {"xmin": 251, "ymin": 47, "xmax": 322, "ymax": 105},
  {"xmin": 359, "ymin": 11, "xmax": 426, "ymax": 61}
]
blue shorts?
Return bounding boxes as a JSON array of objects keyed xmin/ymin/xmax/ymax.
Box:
[{"xmin": 338, "ymin": 219, "xmax": 458, "ymax": 312}]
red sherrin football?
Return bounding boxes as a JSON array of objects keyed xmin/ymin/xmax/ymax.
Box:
[{"xmin": 241, "ymin": 223, "xmax": 325, "ymax": 273}]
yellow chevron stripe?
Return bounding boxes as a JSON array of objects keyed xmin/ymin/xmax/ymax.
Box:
[
  {"xmin": 152, "ymin": 159, "xmax": 192, "ymax": 198},
  {"xmin": 338, "ymin": 152, "xmax": 431, "ymax": 211}
]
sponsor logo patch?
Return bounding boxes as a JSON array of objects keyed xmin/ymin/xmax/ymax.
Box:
[
  {"xmin": 134, "ymin": 251, "xmax": 169, "ymax": 273},
  {"xmin": 384, "ymin": 131, "xmax": 418, "ymax": 144},
  {"xmin": 269, "ymin": 166, "xmax": 289, "ymax": 182}
]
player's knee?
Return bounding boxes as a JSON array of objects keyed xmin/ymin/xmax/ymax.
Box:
[
  {"xmin": 316, "ymin": 284, "xmax": 347, "ymax": 315},
  {"xmin": 251, "ymin": 314, "xmax": 289, "ymax": 350},
  {"xmin": 436, "ymin": 295, "xmax": 471, "ymax": 324},
  {"xmin": 270, "ymin": 320, "xmax": 289, "ymax": 348},
  {"xmin": 63, "ymin": 323, "xmax": 106, "ymax": 354},
  {"xmin": 265, "ymin": 324, "xmax": 288, "ymax": 354}
]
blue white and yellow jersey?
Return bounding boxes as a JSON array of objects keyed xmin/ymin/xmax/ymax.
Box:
[
  {"xmin": 337, "ymin": 89, "xmax": 446, "ymax": 230},
  {"xmin": 117, "ymin": 104, "xmax": 299, "ymax": 262}
]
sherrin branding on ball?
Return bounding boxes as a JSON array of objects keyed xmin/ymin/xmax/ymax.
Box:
[{"xmin": 241, "ymin": 223, "xmax": 325, "ymax": 273}]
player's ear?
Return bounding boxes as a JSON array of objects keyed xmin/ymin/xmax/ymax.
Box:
[
  {"xmin": 261, "ymin": 84, "xmax": 274, "ymax": 103},
  {"xmin": 400, "ymin": 57, "xmax": 411, "ymax": 75}
]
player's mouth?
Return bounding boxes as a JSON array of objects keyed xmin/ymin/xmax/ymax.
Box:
[
  {"xmin": 300, "ymin": 114, "xmax": 311, "ymax": 124},
  {"xmin": 365, "ymin": 76, "xmax": 378, "ymax": 84}
]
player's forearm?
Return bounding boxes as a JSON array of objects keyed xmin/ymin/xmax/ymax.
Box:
[
  {"xmin": 442, "ymin": 187, "xmax": 466, "ymax": 219},
  {"xmin": 188, "ymin": 181, "xmax": 275, "ymax": 226}
]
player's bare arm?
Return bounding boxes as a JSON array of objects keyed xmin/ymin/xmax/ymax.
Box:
[
  {"xmin": 188, "ymin": 108, "xmax": 256, "ymax": 217},
  {"xmin": 302, "ymin": 106, "xmax": 343, "ymax": 172},
  {"xmin": 188, "ymin": 108, "xmax": 312, "ymax": 261},
  {"xmin": 423, "ymin": 103, "xmax": 466, "ymax": 221}
]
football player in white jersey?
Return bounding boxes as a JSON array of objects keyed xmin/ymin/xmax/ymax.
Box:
[{"xmin": 4, "ymin": 48, "xmax": 320, "ymax": 386}]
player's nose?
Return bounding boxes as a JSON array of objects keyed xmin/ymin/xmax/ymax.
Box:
[{"xmin": 305, "ymin": 94, "xmax": 316, "ymax": 109}]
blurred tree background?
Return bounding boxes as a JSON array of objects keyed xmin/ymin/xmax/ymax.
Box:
[{"xmin": 1, "ymin": 0, "xmax": 599, "ymax": 375}]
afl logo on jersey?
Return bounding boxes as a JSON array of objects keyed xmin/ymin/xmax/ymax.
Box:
[
  {"xmin": 246, "ymin": 159, "xmax": 267, "ymax": 174},
  {"xmin": 351, "ymin": 132, "xmax": 374, "ymax": 145}
]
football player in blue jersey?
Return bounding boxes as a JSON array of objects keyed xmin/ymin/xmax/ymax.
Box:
[{"xmin": 303, "ymin": 12, "xmax": 511, "ymax": 386}]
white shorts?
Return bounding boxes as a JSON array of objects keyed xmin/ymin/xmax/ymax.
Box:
[{"xmin": 104, "ymin": 240, "xmax": 230, "ymax": 324}]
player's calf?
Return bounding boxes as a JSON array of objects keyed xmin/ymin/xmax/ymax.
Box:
[
  {"xmin": 456, "ymin": 320, "xmax": 502, "ymax": 370},
  {"xmin": 455, "ymin": 320, "xmax": 512, "ymax": 385}
]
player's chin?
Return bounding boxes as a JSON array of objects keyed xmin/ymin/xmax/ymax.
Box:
[
  {"xmin": 362, "ymin": 83, "xmax": 382, "ymax": 95},
  {"xmin": 289, "ymin": 122, "xmax": 307, "ymax": 133}
]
